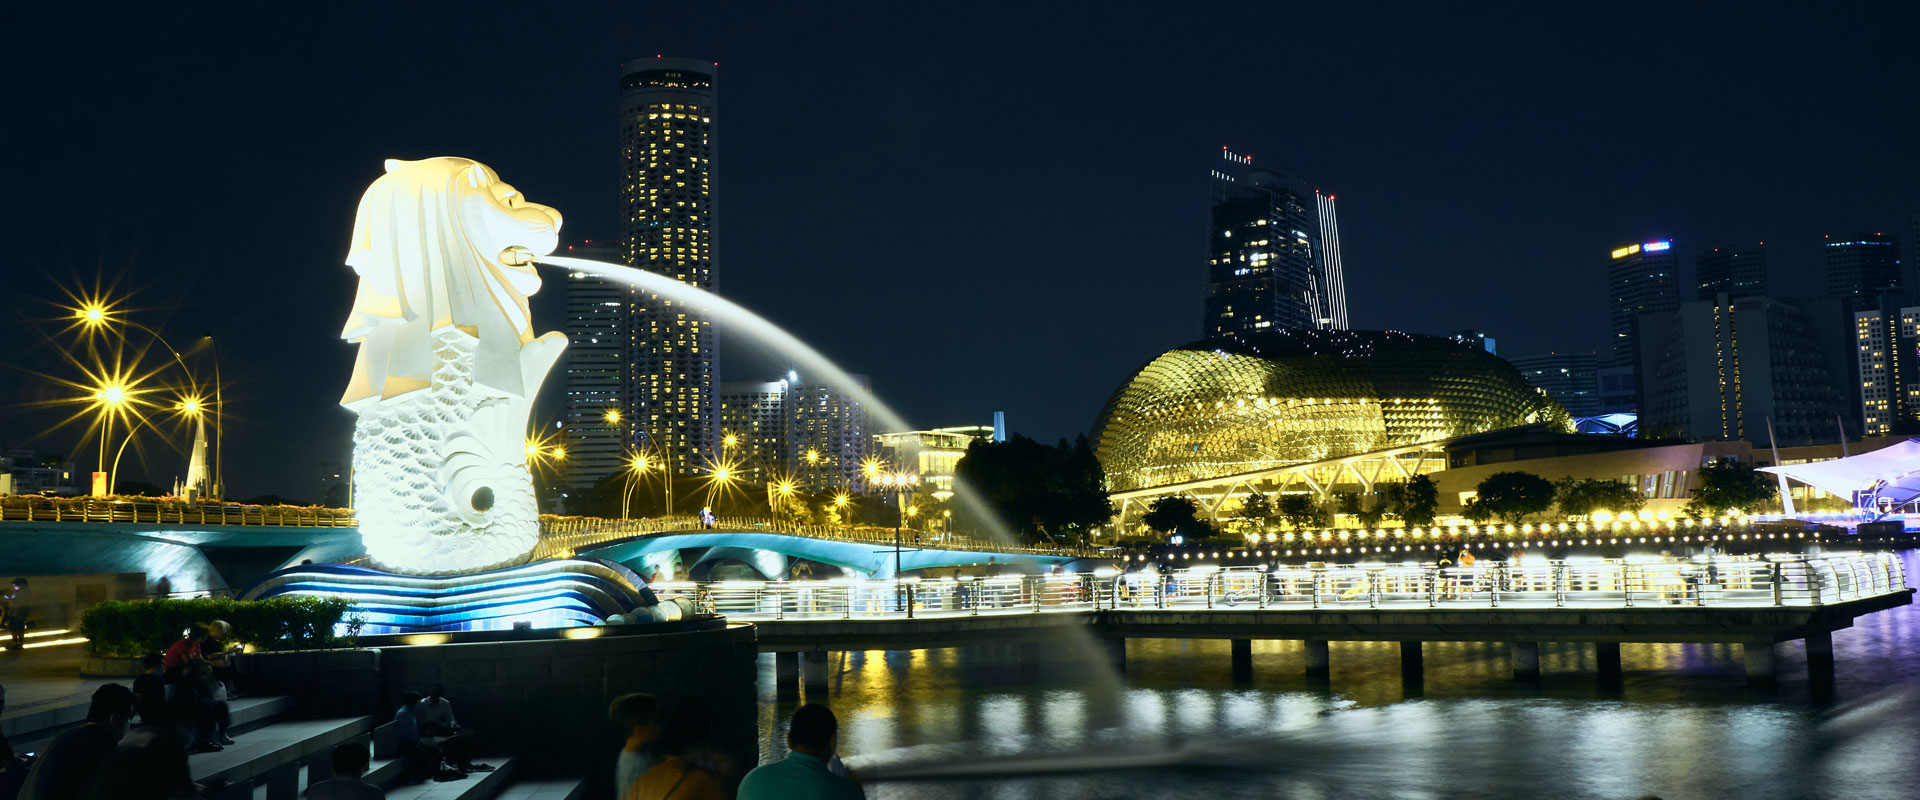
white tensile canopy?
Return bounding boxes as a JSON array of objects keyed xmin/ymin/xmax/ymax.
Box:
[{"xmin": 1758, "ymin": 438, "xmax": 1920, "ymax": 515}]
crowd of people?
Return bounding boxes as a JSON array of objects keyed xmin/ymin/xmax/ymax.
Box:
[{"xmin": 610, "ymin": 696, "xmax": 862, "ymax": 800}]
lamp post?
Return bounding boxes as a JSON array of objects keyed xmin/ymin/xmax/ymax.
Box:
[
  {"xmin": 883, "ymin": 470, "xmax": 920, "ymax": 616},
  {"xmin": 623, "ymin": 453, "xmax": 650, "ymax": 519}
]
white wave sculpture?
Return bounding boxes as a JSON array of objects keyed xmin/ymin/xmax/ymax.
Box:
[{"xmin": 339, "ymin": 157, "xmax": 566, "ymax": 573}]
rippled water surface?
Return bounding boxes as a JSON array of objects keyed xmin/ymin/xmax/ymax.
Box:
[{"xmin": 754, "ymin": 550, "xmax": 1919, "ymax": 799}]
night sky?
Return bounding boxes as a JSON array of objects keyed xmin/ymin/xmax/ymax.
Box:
[{"xmin": 5, "ymin": 2, "xmax": 1919, "ymax": 500}]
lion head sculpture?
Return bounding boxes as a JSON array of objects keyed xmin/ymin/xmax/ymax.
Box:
[{"xmin": 340, "ymin": 156, "xmax": 562, "ymax": 408}]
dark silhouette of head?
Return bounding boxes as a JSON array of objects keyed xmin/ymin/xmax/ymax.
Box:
[
  {"xmin": 87, "ymin": 683, "xmax": 137, "ymax": 734},
  {"xmin": 787, "ymin": 703, "xmax": 839, "ymax": 760}
]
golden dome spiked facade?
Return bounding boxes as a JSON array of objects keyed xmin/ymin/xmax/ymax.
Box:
[{"xmin": 1092, "ymin": 330, "xmax": 1572, "ymax": 492}]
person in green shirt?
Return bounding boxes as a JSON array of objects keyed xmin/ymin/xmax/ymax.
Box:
[{"xmin": 738, "ymin": 704, "xmax": 862, "ymax": 800}]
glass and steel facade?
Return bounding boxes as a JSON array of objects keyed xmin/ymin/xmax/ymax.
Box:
[
  {"xmin": 1204, "ymin": 150, "xmax": 1346, "ymax": 337},
  {"xmin": 620, "ymin": 56, "xmax": 718, "ymax": 476},
  {"xmin": 1092, "ymin": 330, "xmax": 1571, "ymax": 492}
]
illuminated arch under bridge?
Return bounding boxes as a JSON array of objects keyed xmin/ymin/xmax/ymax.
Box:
[{"xmin": 1109, "ymin": 439, "xmax": 1450, "ymax": 531}]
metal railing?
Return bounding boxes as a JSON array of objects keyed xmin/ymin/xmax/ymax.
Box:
[
  {"xmin": 533, "ymin": 514, "xmax": 1098, "ymax": 560},
  {"xmin": 656, "ymin": 553, "xmax": 1907, "ymax": 620},
  {"xmin": 0, "ymin": 497, "xmax": 358, "ymax": 528}
]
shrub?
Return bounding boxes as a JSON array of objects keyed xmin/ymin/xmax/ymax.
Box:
[{"xmin": 81, "ymin": 595, "xmax": 354, "ymax": 657}]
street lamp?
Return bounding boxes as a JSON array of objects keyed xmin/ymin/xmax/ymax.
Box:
[
  {"xmin": 885, "ymin": 469, "xmax": 920, "ymax": 614},
  {"xmin": 623, "ymin": 453, "xmax": 651, "ymax": 519}
]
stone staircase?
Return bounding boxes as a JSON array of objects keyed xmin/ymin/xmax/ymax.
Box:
[{"xmin": 2, "ymin": 695, "xmax": 583, "ymax": 800}]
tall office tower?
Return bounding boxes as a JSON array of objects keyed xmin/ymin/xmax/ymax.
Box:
[
  {"xmin": 560, "ymin": 241, "xmax": 628, "ymax": 489},
  {"xmin": 1204, "ymin": 149, "xmax": 1347, "ymax": 336},
  {"xmin": 1824, "ymin": 232, "xmax": 1901, "ymax": 310},
  {"xmin": 1639, "ymin": 295, "xmax": 1844, "ymax": 446},
  {"xmin": 1607, "ymin": 239, "xmax": 1680, "ymax": 369},
  {"xmin": 786, "ymin": 373, "xmax": 872, "ymax": 492},
  {"xmin": 1911, "ymin": 214, "xmax": 1920, "ymax": 291},
  {"xmin": 1855, "ymin": 305, "xmax": 1920, "ymax": 435},
  {"xmin": 620, "ymin": 56, "xmax": 718, "ymax": 476},
  {"xmin": 717, "ymin": 379, "xmax": 789, "ymax": 485},
  {"xmin": 1448, "ymin": 329, "xmax": 1496, "ymax": 354},
  {"xmin": 1507, "ymin": 352, "xmax": 1601, "ymax": 417},
  {"xmin": 1695, "ymin": 243, "xmax": 1768, "ymax": 300}
]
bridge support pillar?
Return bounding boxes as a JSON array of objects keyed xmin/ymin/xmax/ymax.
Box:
[
  {"xmin": 1399, "ymin": 641, "xmax": 1424, "ymax": 689},
  {"xmin": 775, "ymin": 651, "xmax": 799, "ymax": 700},
  {"xmin": 1230, "ymin": 639, "xmax": 1253, "ymax": 683},
  {"xmin": 1595, "ymin": 642, "xmax": 1622, "ymax": 690},
  {"xmin": 1102, "ymin": 638, "xmax": 1127, "ymax": 673},
  {"xmin": 1744, "ymin": 638, "xmax": 1777, "ymax": 685},
  {"xmin": 803, "ymin": 651, "xmax": 831, "ymax": 698},
  {"xmin": 1303, "ymin": 639, "xmax": 1330, "ymax": 677},
  {"xmin": 1511, "ymin": 641, "xmax": 1541, "ymax": 682},
  {"xmin": 1804, "ymin": 630, "xmax": 1834, "ymax": 691}
]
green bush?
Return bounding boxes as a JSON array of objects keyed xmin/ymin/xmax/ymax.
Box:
[{"xmin": 80, "ymin": 595, "xmax": 354, "ymax": 657}]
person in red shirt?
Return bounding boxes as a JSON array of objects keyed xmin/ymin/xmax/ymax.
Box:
[{"xmin": 161, "ymin": 626, "xmax": 209, "ymax": 678}]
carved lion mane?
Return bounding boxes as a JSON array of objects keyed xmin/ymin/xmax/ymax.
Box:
[{"xmin": 339, "ymin": 157, "xmax": 562, "ymax": 409}]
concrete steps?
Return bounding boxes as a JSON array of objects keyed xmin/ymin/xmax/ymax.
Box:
[
  {"xmin": 493, "ymin": 778, "xmax": 586, "ymax": 800},
  {"xmin": 10, "ymin": 692, "xmax": 558, "ymax": 800}
]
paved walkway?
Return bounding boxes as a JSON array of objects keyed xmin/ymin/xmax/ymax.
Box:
[{"xmin": 0, "ymin": 644, "xmax": 113, "ymax": 721}]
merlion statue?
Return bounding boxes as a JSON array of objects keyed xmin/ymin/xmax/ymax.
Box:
[{"xmin": 339, "ymin": 157, "xmax": 566, "ymax": 573}]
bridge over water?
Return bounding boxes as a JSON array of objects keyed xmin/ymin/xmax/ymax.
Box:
[{"xmin": 0, "ymin": 500, "xmax": 1093, "ymax": 604}]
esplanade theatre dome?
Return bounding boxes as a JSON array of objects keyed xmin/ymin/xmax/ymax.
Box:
[{"xmin": 1092, "ymin": 330, "xmax": 1573, "ymax": 492}]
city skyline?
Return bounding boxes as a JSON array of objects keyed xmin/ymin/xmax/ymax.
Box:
[{"xmin": 4, "ymin": 4, "xmax": 1919, "ymax": 499}]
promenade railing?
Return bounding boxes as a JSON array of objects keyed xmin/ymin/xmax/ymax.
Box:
[
  {"xmin": 533, "ymin": 514, "xmax": 1098, "ymax": 560},
  {"xmin": 655, "ymin": 552, "xmax": 1907, "ymax": 620},
  {"xmin": 0, "ymin": 496, "xmax": 357, "ymax": 528}
]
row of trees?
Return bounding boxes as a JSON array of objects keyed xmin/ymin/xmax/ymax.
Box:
[
  {"xmin": 1136, "ymin": 458, "xmax": 1782, "ymax": 536},
  {"xmin": 1463, "ymin": 458, "xmax": 1777, "ymax": 523}
]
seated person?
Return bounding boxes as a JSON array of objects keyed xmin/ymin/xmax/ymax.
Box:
[
  {"xmin": 417, "ymin": 685, "xmax": 489, "ymax": 772},
  {"xmin": 738, "ymin": 704, "xmax": 862, "ymax": 800},
  {"xmin": 607, "ymin": 693, "xmax": 661, "ymax": 796},
  {"xmin": 160, "ymin": 626, "xmax": 208, "ymax": 681},
  {"xmin": 75, "ymin": 725, "xmax": 196, "ymax": 800},
  {"xmin": 18, "ymin": 684, "xmax": 137, "ymax": 800},
  {"xmin": 626, "ymin": 700, "xmax": 726, "ymax": 800},
  {"xmin": 179, "ymin": 663, "xmax": 234, "ymax": 751},
  {"xmin": 130, "ymin": 655, "xmax": 169, "ymax": 728},
  {"xmin": 308, "ymin": 741, "xmax": 386, "ymax": 800},
  {"xmin": 393, "ymin": 692, "xmax": 475, "ymax": 781}
]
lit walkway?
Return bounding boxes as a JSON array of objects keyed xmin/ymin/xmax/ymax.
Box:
[{"xmin": 681, "ymin": 552, "xmax": 1908, "ymax": 620}]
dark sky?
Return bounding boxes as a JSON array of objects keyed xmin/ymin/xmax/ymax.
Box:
[{"xmin": 4, "ymin": 2, "xmax": 1918, "ymax": 500}]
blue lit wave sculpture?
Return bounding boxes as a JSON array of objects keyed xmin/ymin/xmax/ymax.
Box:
[{"xmin": 242, "ymin": 558, "xmax": 649, "ymax": 634}]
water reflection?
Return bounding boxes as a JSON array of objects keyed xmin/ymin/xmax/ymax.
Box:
[{"xmin": 756, "ymin": 551, "xmax": 1918, "ymax": 799}]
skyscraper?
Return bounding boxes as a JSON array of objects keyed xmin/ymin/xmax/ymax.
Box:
[
  {"xmin": 1694, "ymin": 243, "xmax": 1768, "ymax": 300},
  {"xmin": 1507, "ymin": 352, "xmax": 1601, "ymax": 417},
  {"xmin": 1204, "ymin": 149, "xmax": 1346, "ymax": 336},
  {"xmin": 787, "ymin": 374, "xmax": 872, "ymax": 492},
  {"xmin": 1640, "ymin": 294, "xmax": 1844, "ymax": 446},
  {"xmin": 620, "ymin": 56, "xmax": 718, "ymax": 476},
  {"xmin": 1855, "ymin": 305, "xmax": 1920, "ymax": 435},
  {"xmin": 717, "ymin": 379, "xmax": 788, "ymax": 485},
  {"xmin": 1824, "ymin": 232, "xmax": 1901, "ymax": 310},
  {"xmin": 561, "ymin": 241, "xmax": 628, "ymax": 489},
  {"xmin": 1606, "ymin": 239, "xmax": 1680, "ymax": 368}
]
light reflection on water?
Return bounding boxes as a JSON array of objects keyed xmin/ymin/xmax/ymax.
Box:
[{"xmin": 756, "ymin": 551, "xmax": 1918, "ymax": 799}]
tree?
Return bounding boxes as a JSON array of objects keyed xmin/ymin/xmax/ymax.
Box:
[
  {"xmin": 1686, "ymin": 458, "xmax": 1777, "ymax": 517},
  {"xmin": 1277, "ymin": 493, "xmax": 1329, "ymax": 530},
  {"xmin": 1398, "ymin": 475, "xmax": 1439, "ymax": 526},
  {"xmin": 1235, "ymin": 489, "xmax": 1277, "ymax": 534},
  {"xmin": 953, "ymin": 434, "xmax": 1112, "ymax": 543},
  {"xmin": 1555, "ymin": 477, "xmax": 1646, "ymax": 518},
  {"xmin": 1142, "ymin": 496, "xmax": 1201, "ymax": 535},
  {"xmin": 1468, "ymin": 472, "xmax": 1557, "ymax": 525}
]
